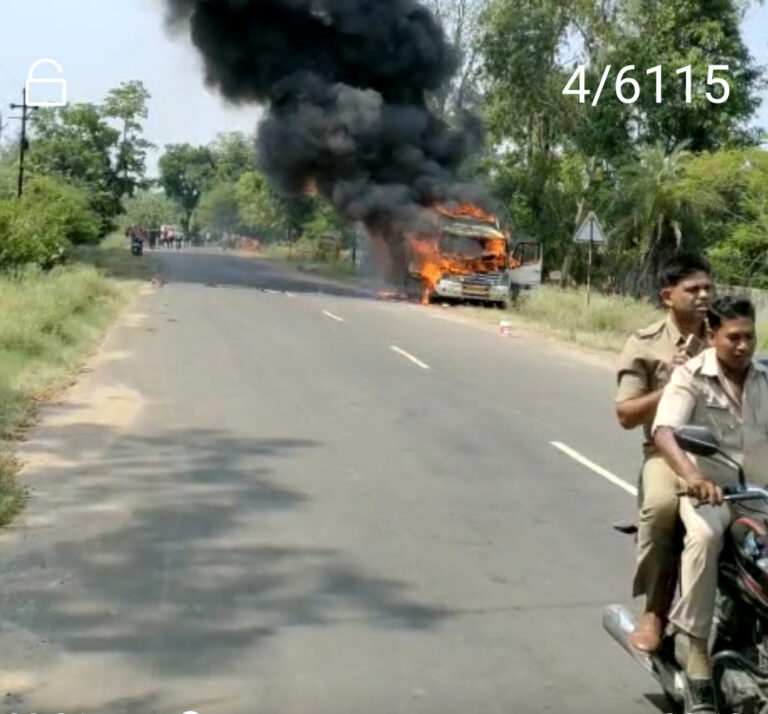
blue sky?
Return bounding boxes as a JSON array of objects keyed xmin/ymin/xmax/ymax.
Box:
[
  {"xmin": 0, "ymin": 0, "xmax": 766, "ymax": 177},
  {"xmin": 0, "ymin": 0, "xmax": 260, "ymax": 175}
]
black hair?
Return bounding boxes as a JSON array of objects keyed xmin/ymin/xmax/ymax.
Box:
[
  {"xmin": 708, "ymin": 295, "xmax": 756, "ymax": 331},
  {"xmin": 657, "ymin": 253, "xmax": 711, "ymax": 289}
]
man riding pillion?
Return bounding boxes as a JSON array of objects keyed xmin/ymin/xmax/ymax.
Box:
[
  {"xmin": 615, "ymin": 254, "xmax": 713, "ymax": 653},
  {"xmin": 654, "ymin": 296, "xmax": 768, "ymax": 711}
]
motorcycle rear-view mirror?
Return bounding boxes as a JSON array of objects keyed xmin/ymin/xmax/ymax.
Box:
[{"xmin": 674, "ymin": 425, "xmax": 721, "ymax": 458}]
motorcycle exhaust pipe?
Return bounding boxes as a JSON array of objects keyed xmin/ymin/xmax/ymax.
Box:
[
  {"xmin": 603, "ymin": 604, "xmax": 684, "ymax": 703},
  {"xmin": 603, "ymin": 604, "xmax": 636, "ymax": 652},
  {"xmin": 603, "ymin": 605, "xmax": 655, "ymax": 675}
]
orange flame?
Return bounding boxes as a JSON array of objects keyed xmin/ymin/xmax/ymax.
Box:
[
  {"xmin": 406, "ymin": 204, "xmax": 509, "ymax": 299},
  {"xmin": 435, "ymin": 203, "xmax": 497, "ymax": 222}
]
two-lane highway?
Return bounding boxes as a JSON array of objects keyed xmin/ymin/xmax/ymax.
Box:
[{"xmin": 0, "ymin": 250, "xmax": 660, "ymax": 714}]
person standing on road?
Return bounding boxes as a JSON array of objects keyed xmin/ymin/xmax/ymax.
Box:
[
  {"xmin": 652, "ymin": 295, "xmax": 768, "ymax": 709},
  {"xmin": 614, "ymin": 253, "xmax": 713, "ymax": 653}
]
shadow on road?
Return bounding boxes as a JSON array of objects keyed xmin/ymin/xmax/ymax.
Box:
[{"xmin": 0, "ymin": 424, "xmax": 455, "ymax": 694}]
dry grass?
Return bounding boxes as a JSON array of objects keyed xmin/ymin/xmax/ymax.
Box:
[
  {"xmin": 453, "ymin": 286, "xmax": 661, "ymax": 352},
  {"xmin": 459, "ymin": 286, "xmax": 768, "ymax": 354},
  {"xmin": 0, "ymin": 240, "xmax": 148, "ymax": 525},
  {"xmin": 513, "ymin": 286, "xmax": 663, "ymax": 351}
]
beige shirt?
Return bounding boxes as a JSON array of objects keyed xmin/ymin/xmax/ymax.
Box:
[
  {"xmin": 616, "ymin": 314, "xmax": 706, "ymax": 455},
  {"xmin": 653, "ymin": 348, "xmax": 768, "ymax": 486}
]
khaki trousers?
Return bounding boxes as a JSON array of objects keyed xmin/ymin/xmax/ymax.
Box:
[
  {"xmin": 669, "ymin": 497, "xmax": 732, "ymax": 640},
  {"xmin": 634, "ymin": 456, "xmax": 681, "ymax": 606},
  {"xmin": 634, "ymin": 455, "xmax": 732, "ymax": 639}
]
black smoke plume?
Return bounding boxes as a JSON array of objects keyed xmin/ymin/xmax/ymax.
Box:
[{"xmin": 164, "ymin": 0, "xmax": 490, "ymax": 273}]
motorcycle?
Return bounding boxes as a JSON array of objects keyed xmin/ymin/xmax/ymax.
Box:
[
  {"xmin": 605, "ymin": 425, "xmax": 768, "ymax": 714},
  {"xmin": 130, "ymin": 237, "xmax": 144, "ymax": 256}
]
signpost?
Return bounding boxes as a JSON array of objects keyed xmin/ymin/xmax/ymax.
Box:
[{"xmin": 573, "ymin": 211, "xmax": 606, "ymax": 306}]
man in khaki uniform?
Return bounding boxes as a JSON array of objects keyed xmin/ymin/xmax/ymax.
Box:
[
  {"xmin": 615, "ymin": 254, "xmax": 713, "ymax": 653},
  {"xmin": 653, "ymin": 295, "xmax": 768, "ymax": 710}
]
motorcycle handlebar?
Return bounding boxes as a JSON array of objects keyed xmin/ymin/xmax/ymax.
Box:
[
  {"xmin": 724, "ymin": 486, "xmax": 768, "ymax": 502},
  {"xmin": 676, "ymin": 485, "xmax": 768, "ymax": 505}
]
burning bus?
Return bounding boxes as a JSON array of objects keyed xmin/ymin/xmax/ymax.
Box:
[{"xmin": 404, "ymin": 204, "xmax": 543, "ymax": 307}]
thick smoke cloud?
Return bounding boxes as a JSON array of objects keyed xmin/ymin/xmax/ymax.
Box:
[{"xmin": 164, "ymin": 0, "xmax": 490, "ymax": 268}]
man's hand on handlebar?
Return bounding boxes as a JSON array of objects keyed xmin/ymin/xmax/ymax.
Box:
[{"xmin": 679, "ymin": 475, "xmax": 724, "ymax": 506}]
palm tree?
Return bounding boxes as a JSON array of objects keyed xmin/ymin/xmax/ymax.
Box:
[{"xmin": 614, "ymin": 141, "xmax": 716, "ymax": 294}]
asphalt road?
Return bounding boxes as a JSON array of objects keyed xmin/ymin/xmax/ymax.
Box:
[{"xmin": 0, "ymin": 249, "xmax": 665, "ymax": 714}]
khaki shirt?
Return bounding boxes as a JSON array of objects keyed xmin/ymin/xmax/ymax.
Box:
[
  {"xmin": 653, "ymin": 348, "xmax": 768, "ymax": 486},
  {"xmin": 616, "ymin": 314, "xmax": 706, "ymax": 455}
]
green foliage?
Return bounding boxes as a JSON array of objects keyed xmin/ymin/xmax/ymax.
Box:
[
  {"xmin": 481, "ymin": 0, "xmax": 581, "ymax": 149},
  {"xmin": 103, "ymin": 80, "xmax": 154, "ymax": 197},
  {"xmin": 0, "ymin": 144, "xmax": 18, "ymax": 199},
  {"xmin": 0, "ymin": 81, "xmax": 154, "ymax": 270},
  {"xmin": 693, "ymin": 149, "xmax": 768, "ymax": 286},
  {"xmin": 120, "ymin": 190, "xmax": 181, "ymax": 231},
  {"xmin": 210, "ymin": 132, "xmax": 257, "ymax": 183},
  {"xmin": 173, "ymin": 133, "xmax": 355, "ymax": 246},
  {"xmin": 480, "ymin": 0, "xmax": 767, "ymax": 292},
  {"xmin": 23, "ymin": 175, "xmax": 101, "ymax": 245},
  {"xmin": 300, "ymin": 199, "xmax": 347, "ymax": 242},
  {"xmin": 613, "ymin": 0, "xmax": 764, "ymax": 151},
  {"xmin": 28, "ymin": 103, "xmax": 123, "ymax": 235},
  {"xmin": 0, "ymin": 176, "xmax": 100, "ymax": 268},
  {"xmin": 158, "ymin": 143, "xmax": 216, "ymax": 233},
  {"xmin": 234, "ymin": 171, "xmax": 287, "ymax": 238},
  {"xmin": 196, "ymin": 182, "xmax": 241, "ymax": 235}
]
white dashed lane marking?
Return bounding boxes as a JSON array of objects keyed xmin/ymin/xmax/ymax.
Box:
[{"xmin": 551, "ymin": 441, "xmax": 637, "ymax": 497}]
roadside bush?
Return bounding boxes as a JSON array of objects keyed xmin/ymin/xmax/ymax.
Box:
[
  {"xmin": 0, "ymin": 176, "xmax": 100, "ymax": 269},
  {"xmin": 23, "ymin": 176, "xmax": 101, "ymax": 245}
]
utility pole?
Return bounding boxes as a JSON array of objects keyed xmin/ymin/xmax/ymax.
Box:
[{"xmin": 10, "ymin": 88, "xmax": 36, "ymax": 198}]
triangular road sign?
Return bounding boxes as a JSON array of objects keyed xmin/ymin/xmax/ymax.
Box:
[{"xmin": 573, "ymin": 211, "xmax": 606, "ymax": 244}]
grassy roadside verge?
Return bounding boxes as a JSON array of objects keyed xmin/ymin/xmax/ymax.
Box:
[
  {"xmin": 0, "ymin": 237, "xmax": 157, "ymax": 525},
  {"xmin": 462, "ymin": 286, "xmax": 768, "ymax": 353},
  {"xmin": 460, "ymin": 287, "xmax": 663, "ymax": 353}
]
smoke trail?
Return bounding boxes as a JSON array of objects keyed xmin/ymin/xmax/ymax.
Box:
[{"xmin": 164, "ymin": 0, "xmax": 489, "ymax": 271}]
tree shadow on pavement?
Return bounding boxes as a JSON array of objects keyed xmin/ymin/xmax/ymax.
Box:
[{"xmin": 0, "ymin": 425, "xmax": 455, "ymax": 695}]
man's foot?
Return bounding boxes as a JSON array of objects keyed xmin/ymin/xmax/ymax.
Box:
[
  {"xmin": 629, "ymin": 612, "xmax": 664, "ymax": 653},
  {"xmin": 684, "ymin": 679, "xmax": 716, "ymax": 713}
]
